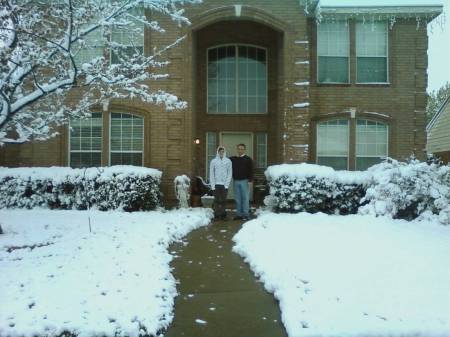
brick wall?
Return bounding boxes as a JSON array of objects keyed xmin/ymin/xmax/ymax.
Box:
[{"xmin": 0, "ymin": 1, "xmax": 432, "ymax": 203}]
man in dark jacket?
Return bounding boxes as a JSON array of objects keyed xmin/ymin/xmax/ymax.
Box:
[{"xmin": 230, "ymin": 143, "xmax": 253, "ymax": 220}]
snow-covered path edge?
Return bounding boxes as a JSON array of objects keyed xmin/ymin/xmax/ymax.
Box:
[
  {"xmin": 0, "ymin": 208, "xmax": 213, "ymax": 337},
  {"xmin": 232, "ymin": 212, "xmax": 450, "ymax": 337}
]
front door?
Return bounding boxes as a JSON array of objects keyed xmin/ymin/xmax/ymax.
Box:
[{"xmin": 220, "ymin": 132, "xmax": 253, "ymax": 200}]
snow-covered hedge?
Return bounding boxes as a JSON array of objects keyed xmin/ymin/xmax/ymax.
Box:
[
  {"xmin": 264, "ymin": 164, "xmax": 368, "ymax": 214},
  {"xmin": 0, "ymin": 166, "xmax": 162, "ymax": 211},
  {"xmin": 359, "ymin": 159, "xmax": 450, "ymax": 224},
  {"xmin": 264, "ymin": 160, "xmax": 450, "ymax": 225}
]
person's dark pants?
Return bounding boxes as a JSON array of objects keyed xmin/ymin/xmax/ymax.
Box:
[{"xmin": 213, "ymin": 185, "xmax": 228, "ymax": 219}]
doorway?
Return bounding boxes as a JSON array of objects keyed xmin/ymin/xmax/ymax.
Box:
[{"xmin": 220, "ymin": 132, "xmax": 253, "ymax": 200}]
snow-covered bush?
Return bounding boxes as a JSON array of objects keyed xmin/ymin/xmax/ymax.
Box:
[
  {"xmin": 0, "ymin": 166, "xmax": 162, "ymax": 211},
  {"xmin": 359, "ymin": 158, "xmax": 450, "ymax": 224},
  {"xmin": 264, "ymin": 164, "xmax": 369, "ymax": 214}
]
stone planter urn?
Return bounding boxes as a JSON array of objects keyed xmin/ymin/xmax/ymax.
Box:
[{"xmin": 200, "ymin": 195, "xmax": 214, "ymax": 208}]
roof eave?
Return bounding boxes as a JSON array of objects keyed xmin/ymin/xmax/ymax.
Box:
[{"xmin": 318, "ymin": 5, "xmax": 443, "ymax": 21}]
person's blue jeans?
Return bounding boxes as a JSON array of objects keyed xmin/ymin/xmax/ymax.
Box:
[{"xmin": 234, "ymin": 179, "xmax": 249, "ymax": 218}]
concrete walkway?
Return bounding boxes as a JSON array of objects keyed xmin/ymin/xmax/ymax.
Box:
[{"xmin": 164, "ymin": 218, "xmax": 288, "ymax": 337}]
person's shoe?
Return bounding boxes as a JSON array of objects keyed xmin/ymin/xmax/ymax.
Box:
[{"xmin": 233, "ymin": 215, "xmax": 242, "ymax": 220}]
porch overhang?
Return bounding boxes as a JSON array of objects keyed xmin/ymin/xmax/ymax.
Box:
[{"xmin": 302, "ymin": 0, "xmax": 443, "ymax": 22}]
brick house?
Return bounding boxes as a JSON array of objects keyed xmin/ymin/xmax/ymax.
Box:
[
  {"xmin": 427, "ymin": 96, "xmax": 450, "ymax": 163},
  {"xmin": 0, "ymin": 0, "xmax": 443, "ymax": 202}
]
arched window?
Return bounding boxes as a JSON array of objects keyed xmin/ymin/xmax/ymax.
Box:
[
  {"xmin": 316, "ymin": 118, "xmax": 388, "ymax": 170},
  {"xmin": 317, "ymin": 119, "xmax": 349, "ymax": 170},
  {"xmin": 69, "ymin": 113, "xmax": 103, "ymax": 168},
  {"xmin": 207, "ymin": 45, "xmax": 267, "ymax": 114},
  {"xmin": 110, "ymin": 113, "xmax": 144, "ymax": 165},
  {"xmin": 356, "ymin": 119, "xmax": 388, "ymax": 170}
]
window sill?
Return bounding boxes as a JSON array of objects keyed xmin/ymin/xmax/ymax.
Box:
[
  {"xmin": 206, "ymin": 113, "xmax": 269, "ymax": 116},
  {"xmin": 316, "ymin": 83, "xmax": 352, "ymax": 87},
  {"xmin": 355, "ymin": 82, "xmax": 391, "ymax": 87}
]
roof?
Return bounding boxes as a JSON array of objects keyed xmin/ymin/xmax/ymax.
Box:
[
  {"xmin": 427, "ymin": 95, "xmax": 450, "ymax": 132},
  {"xmin": 303, "ymin": 0, "xmax": 443, "ymax": 20},
  {"xmin": 426, "ymin": 95, "xmax": 450, "ymax": 154}
]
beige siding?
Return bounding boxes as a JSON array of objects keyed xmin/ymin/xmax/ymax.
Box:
[{"xmin": 427, "ymin": 100, "xmax": 450, "ymax": 153}]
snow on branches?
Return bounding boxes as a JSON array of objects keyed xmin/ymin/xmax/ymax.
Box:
[{"xmin": 0, "ymin": 0, "xmax": 200, "ymax": 145}]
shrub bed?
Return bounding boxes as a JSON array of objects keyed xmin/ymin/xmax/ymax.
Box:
[
  {"xmin": 263, "ymin": 160, "xmax": 450, "ymax": 225},
  {"xmin": 359, "ymin": 158, "xmax": 450, "ymax": 224},
  {"xmin": 264, "ymin": 164, "xmax": 369, "ymax": 214},
  {"xmin": 0, "ymin": 166, "xmax": 162, "ymax": 211}
]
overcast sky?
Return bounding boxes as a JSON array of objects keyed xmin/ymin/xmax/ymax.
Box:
[{"xmin": 428, "ymin": 0, "xmax": 450, "ymax": 92}]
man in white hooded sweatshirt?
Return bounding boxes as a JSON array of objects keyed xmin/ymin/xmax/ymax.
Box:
[{"xmin": 209, "ymin": 146, "xmax": 232, "ymax": 220}]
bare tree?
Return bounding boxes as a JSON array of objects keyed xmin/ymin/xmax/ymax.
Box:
[{"xmin": 0, "ymin": 0, "xmax": 199, "ymax": 145}]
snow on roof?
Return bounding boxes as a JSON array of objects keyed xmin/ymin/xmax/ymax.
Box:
[
  {"xmin": 318, "ymin": 0, "xmax": 443, "ymax": 8},
  {"xmin": 306, "ymin": 0, "xmax": 443, "ymax": 20}
]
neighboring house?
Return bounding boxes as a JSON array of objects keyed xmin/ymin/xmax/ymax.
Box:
[
  {"xmin": 0, "ymin": 0, "xmax": 443, "ymax": 201},
  {"xmin": 427, "ymin": 96, "xmax": 450, "ymax": 163}
]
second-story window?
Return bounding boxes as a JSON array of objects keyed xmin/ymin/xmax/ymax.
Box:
[
  {"xmin": 110, "ymin": 7, "xmax": 144, "ymax": 64},
  {"xmin": 74, "ymin": 25, "xmax": 105, "ymax": 69},
  {"xmin": 356, "ymin": 21, "xmax": 388, "ymax": 83},
  {"xmin": 207, "ymin": 45, "xmax": 267, "ymax": 114},
  {"xmin": 317, "ymin": 21, "xmax": 349, "ymax": 83},
  {"xmin": 74, "ymin": 8, "xmax": 144, "ymax": 68}
]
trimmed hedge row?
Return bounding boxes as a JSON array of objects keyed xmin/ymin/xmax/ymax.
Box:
[
  {"xmin": 264, "ymin": 164, "xmax": 367, "ymax": 215},
  {"xmin": 0, "ymin": 166, "xmax": 162, "ymax": 211},
  {"xmin": 263, "ymin": 160, "xmax": 450, "ymax": 225}
]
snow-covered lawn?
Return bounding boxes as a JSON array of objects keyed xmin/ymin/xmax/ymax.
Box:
[
  {"xmin": 233, "ymin": 212, "xmax": 450, "ymax": 337},
  {"xmin": 0, "ymin": 208, "xmax": 212, "ymax": 337}
]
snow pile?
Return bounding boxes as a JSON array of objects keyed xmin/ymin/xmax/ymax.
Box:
[
  {"xmin": 0, "ymin": 166, "xmax": 162, "ymax": 211},
  {"xmin": 233, "ymin": 212, "xmax": 450, "ymax": 337},
  {"xmin": 0, "ymin": 208, "xmax": 213, "ymax": 337},
  {"xmin": 359, "ymin": 159, "xmax": 450, "ymax": 225},
  {"xmin": 264, "ymin": 163, "xmax": 369, "ymax": 214}
]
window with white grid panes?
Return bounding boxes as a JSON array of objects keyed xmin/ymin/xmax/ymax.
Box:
[
  {"xmin": 110, "ymin": 113, "xmax": 144, "ymax": 166},
  {"xmin": 356, "ymin": 21, "xmax": 388, "ymax": 83},
  {"xmin": 256, "ymin": 133, "xmax": 268, "ymax": 168},
  {"xmin": 110, "ymin": 7, "xmax": 144, "ymax": 64},
  {"xmin": 317, "ymin": 119, "xmax": 349, "ymax": 170},
  {"xmin": 356, "ymin": 120, "xmax": 388, "ymax": 170},
  {"xmin": 69, "ymin": 113, "xmax": 102, "ymax": 168},
  {"xmin": 317, "ymin": 21, "xmax": 349, "ymax": 83},
  {"xmin": 206, "ymin": 132, "xmax": 217, "ymax": 180},
  {"xmin": 74, "ymin": 25, "xmax": 104, "ymax": 69},
  {"xmin": 208, "ymin": 45, "xmax": 267, "ymax": 114}
]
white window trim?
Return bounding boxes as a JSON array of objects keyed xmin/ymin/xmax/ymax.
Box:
[
  {"xmin": 316, "ymin": 21, "xmax": 351, "ymax": 84},
  {"xmin": 316, "ymin": 119, "xmax": 350, "ymax": 169},
  {"xmin": 109, "ymin": 112, "xmax": 144, "ymax": 166},
  {"xmin": 68, "ymin": 113, "xmax": 103, "ymax": 167},
  {"xmin": 355, "ymin": 21, "xmax": 390, "ymax": 84},
  {"xmin": 206, "ymin": 44, "xmax": 269, "ymax": 115}
]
